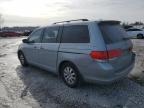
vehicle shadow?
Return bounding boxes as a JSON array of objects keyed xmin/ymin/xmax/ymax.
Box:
[{"xmin": 16, "ymin": 65, "xmax": 143, "ymax": 108}]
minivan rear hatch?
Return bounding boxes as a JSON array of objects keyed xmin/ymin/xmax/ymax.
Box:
[{"xmin": 98, "ymin": 21, "xmax": 133, "ymax": 73}]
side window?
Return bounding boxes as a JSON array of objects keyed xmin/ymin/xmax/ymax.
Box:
[
  {"xmin": 28, "ymin": 29, "xmax": 43, "ymax": 43},
  {"xmin": 135, "ymin": 29, "xmax": 142, "ymax": 31},
  {"xmin": 127, "ymin": 29, "xmax": 142, "ymax": 31},
  {"xmin": 131, "ymin": 29, "xmax": 137, "ymax": 31},
  {"xmin": 126, "ymin": 29, "xmax": 133, "ymax": 31},
  {"xmin": 42, "ymin": 27, "xmax": 59, "ymax": 43},
  {"xmin": 61, "ymin": 25, "xmax": 90, "ymax": 43}
]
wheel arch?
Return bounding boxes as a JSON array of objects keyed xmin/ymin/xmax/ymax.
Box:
[
  {"xmin": 137, "ymin": 33, "xmax": 143, "ymax": 36},
  {"xmin": 17, "ymin": 50, "xmax": 23, "ymax": 58},
  {"xmin": 58, "ymin": 60, "xmax": 84, "ymax": 87},
  {"xmin": 137, "ymin": 33, "xmax": 144, "ymax": 39},
  {"xmin": 59, "ymin": 61, "xmax": 73, "ymax": 73},
  {"xmin": 58, "ymin": 60, "xmax": 80, "ymax": 76},
  {"xmin": 17, "ymin": 50, "xmax": 26, "ymax": 60}
]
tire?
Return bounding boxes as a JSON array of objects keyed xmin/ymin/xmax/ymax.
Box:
[
  {"xmin": 60, "ymin": 63, "xmax": 81, "ymax": 88},
  {"xmin": 18, "ymin": 52, "xmax": 28, "ymax": 67},
  {"xmin": 137, "ymin": 34, "xmax": 144, "ymax": 39}
]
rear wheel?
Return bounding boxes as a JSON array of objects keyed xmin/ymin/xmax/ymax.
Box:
[
  {"xmin": 137, "ymin": 34, "xmax": 144, "ymax": 39},
  {"xmin": 18, "ymin": 52, "xmax": 28, "ymax": 67},
  {"xmin": 60, "ymin": 63, "xmax": 81, "ymax": 88}
]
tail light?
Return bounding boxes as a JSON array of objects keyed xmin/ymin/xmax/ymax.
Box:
[{"xmin": 90, "ymin": 49, "xmax": 123, "ymax": 60}]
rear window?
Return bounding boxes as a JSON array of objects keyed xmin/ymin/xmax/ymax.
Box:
[{"xmin": 99, "ymin": 24, "xmax": 126, "ymax": 44}]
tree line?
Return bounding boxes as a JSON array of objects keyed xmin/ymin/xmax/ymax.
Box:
[{"xmin": 0, "ymin": 13, "xmax": 144, "ymax": 31}]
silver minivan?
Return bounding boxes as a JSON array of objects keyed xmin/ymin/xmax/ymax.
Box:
[{"xmin": 18, "ymin": 19, "xmax": 135, "ymax": 88}]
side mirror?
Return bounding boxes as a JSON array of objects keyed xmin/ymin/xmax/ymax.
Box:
[
  {"xmin": 22, "ymin": 39, "xmax": 29, "ymax": 43},
  {"xmin": 22, "ymin": 39, "xmax": 35, "ymax": 43}
]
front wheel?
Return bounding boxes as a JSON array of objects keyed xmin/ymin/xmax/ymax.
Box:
[
  {"xmin": 18, "ymin": 52, "xmax": 28, "ymax": 67},
  {"xmin": 60, "ymin": 63, "xmax": 80, "ymax": 88},
  {"xmin": 137, "ymin": 34, "xmax": 144, "ymax": 39}
]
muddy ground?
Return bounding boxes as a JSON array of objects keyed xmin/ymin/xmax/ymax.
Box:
[{"xmin": 0, "ymin": 37, "xmax": 144, "ymax": 108}]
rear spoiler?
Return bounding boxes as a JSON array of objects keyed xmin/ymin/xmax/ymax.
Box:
[{"xmin": 98, "ymin": 20, "xmax": 121, "ymax": 25}]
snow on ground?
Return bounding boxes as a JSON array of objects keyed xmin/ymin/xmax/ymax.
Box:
[
  {"xmin": 132, "ymin": 39, "xmax": 144, "ymax": 47},
  {"xmin": 0, "ymin": 37, "xmax": 144, "ymax": 108},
  {"xmin": 129, "ymin": 39, "xmax": 144, "ymax": 85}
]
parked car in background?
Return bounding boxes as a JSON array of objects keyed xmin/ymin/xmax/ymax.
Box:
[
  {"xmin": 0, "ymin": 31, "xmax": 21, "ymax": 37},
  {"xmin": 0, "ymin": 31, "xmax": 2, "ymax": 36},
  {"xmin": 126, "ymin": 28, "xmax": 144, "ymax": 39},
  {"xmin": 18, "ymin": 19, "xmax": 135, "ymax": 88},
  {"xmin": 23, "ymin": 31, "xmax": 32, "ymax": 36}
]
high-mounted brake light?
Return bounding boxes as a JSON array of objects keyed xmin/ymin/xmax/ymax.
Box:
[{"xmin": 90, "ymin": 49, "xmax": 123, "ymax": 60}]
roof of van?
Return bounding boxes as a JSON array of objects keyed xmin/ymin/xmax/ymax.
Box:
[
  {"xmin": 38, "ymin": 20, "xmax": 121, "ymax": 28},
  {"xmin": 52, "ymin": 20, "xmax": 121, "ymax": 26}
]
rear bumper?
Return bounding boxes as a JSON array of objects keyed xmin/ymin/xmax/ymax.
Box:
[
  {"xmin": 86, "ymin": 61, "xmax": 134, "ymax": 84},
  {"xmin": 81, "ymin": 53, "xmax": 136, "ymax": 84}
]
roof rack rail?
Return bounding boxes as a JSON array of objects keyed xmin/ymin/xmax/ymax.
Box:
[{"xmin": 53, "ymin": 19, "xmax": 89, "ymax": 24}]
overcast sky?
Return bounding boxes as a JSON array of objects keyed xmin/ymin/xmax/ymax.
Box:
[{"xmin": 0, "ymin": 0, "xmax": 144, "ymax": 26}]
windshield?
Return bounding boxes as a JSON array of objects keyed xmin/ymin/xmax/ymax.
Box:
[{"xmin": 99, "ymin": 24, "xmax": 127, "ymax": 44}]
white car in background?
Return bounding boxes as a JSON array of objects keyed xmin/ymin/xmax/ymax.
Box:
[{"xmin": 126, "ymin": 28, "xmax": 144, "ymax": 39}]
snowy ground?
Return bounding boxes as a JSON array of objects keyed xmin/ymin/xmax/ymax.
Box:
[
  {"xmin": 129, "ymin": 39, "xmax": 144, "ymax": 85},
  {"xmin": 0, "ymin": 37, "xmax": 144, "ymax": 108}
]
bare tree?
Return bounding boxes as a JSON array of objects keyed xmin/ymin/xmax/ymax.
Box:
[{"xmin": 0, "ymin": 14, "xmax": 4, "ymax": 30}]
